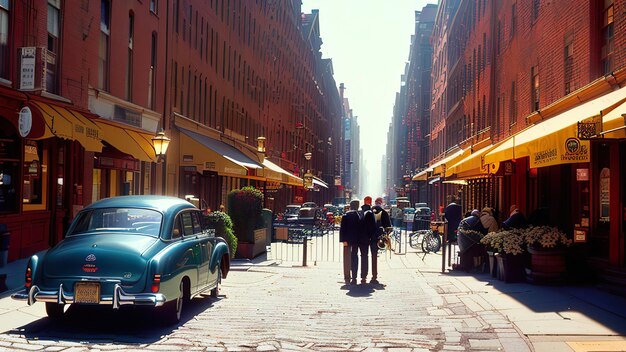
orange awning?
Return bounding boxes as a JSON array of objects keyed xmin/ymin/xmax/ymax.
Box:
[{"xmin": 95, "ymin": 120, "xmax": 156, "ymax": 162}]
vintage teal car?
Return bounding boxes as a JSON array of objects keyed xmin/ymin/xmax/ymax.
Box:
[{"xmin": 12, "ymin": 195, "xmax": 230, "ymax": 325}]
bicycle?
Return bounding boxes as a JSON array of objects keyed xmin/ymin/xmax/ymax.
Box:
[{"xmin": 408, "ymin": 221, "xmax": 443, "ymax": 253}]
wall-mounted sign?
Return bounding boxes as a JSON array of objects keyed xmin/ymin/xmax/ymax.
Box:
[
  {"xmin": 574, "ymin": 229, "xmax": 587, "ymax": 243},
  {"xmin": 599, "ymin": 167, "xmax": 610, "ymax": 222},
  {"xmin": 18, "ymin": 107, "xmax": 33, "ymax": 137},
  {"xmin": 504, "ymin": 161, "xmax": 515, "ymax": 175},
  {"xmin": 20, "ymin": 47, "xmax": 36, "ymax": 90},
  {"xmin": 576, "ymin": 168, "xmax": 589, "ymax": 181}
]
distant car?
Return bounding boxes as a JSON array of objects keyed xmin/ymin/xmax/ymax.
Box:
[
  {"xmin": 302, "ymin": 202, "xmax": 318, "ymax": 208},
  {"xmin": 12, "ymin": 195, "xmax": 230, "ymax": 325},
  {"xmin": 283, "ymin": 204, "xmax": 301, "ymax": 223},
  {"xmin": 297, "ymin": 206, "xmax": 326, "ymax": 228},
  {"xmin": 403, "ymin": 207, "xmax": 416, "ymax": 222},
  {"xmin": 414, "ymin": 205, "xmax": 432, "ymax": 230}
]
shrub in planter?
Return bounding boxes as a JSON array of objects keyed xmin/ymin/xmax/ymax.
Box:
[
  {"xmin": 204, "ymin": 211, "xmax": 237, "ymax": 258},
  {"xmin": 227, "ymin": 186, "xmax": 264, "ymax": 243}
]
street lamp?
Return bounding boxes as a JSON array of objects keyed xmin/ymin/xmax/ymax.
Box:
[
  {"xmin": 151, "ymin": 129, "xmax": 171, "ymax": 163},
  {"xmin": 303, "ymin": 152, "xmax": 313, "ymax": 189},
  {"xmin": 256, "ymin": 136, "xmax": 266, "ymax": 153}
]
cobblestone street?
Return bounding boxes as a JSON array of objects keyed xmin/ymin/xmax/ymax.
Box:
[{"xmin": 1, "ymin": 236, "xmax": 626, "ymax": 351}]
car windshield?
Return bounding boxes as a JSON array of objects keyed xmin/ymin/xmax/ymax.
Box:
[
  {"xmin": 285, "ymin": 207, "xmax": 300, "ymax": 215},
  {"xmin": 68, "ymin": 208, "xmax": 163, "ymax": 237}
]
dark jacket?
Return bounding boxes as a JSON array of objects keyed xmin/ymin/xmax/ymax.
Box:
[
  {"xmin": 339, "ymin": 210, "xmax": 361, "ymax": 245},
  {"xmin": 458, "ymin": 214, "xmax": 486, "ymax": 234},
  {"xmin": 444, "ymin": 202, "xmax": 462, "ymax": 239},
  {"xmin": 502, "ymin": 211, "xmax": 528, "ymax": 230},
  {"xmin": 358, "ymin": 205, "xmax": 378, "ymax": 245}
]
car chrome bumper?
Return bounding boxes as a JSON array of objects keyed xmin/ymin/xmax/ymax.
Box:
[{"xmin": 11, "ymin": 283, "xmax": 166, "ymax": 309}]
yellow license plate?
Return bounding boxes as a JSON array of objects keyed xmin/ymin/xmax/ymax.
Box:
[{"xmin": 75, "ymin": 282, "xmax": 100, "ymax": 304}]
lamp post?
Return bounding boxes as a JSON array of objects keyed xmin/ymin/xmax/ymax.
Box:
[
  {"xmin": 303, "ymin": 152, "xmax": 313, "ymax": 201},
  {"xmin": 151, "ymin": 129, "xmax": 171, "ymax": 195}
]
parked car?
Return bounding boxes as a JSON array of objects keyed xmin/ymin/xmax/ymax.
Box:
[
  {"xmin": 414, "ymin": 205, "xmax": 432, "ymax": 230},
  {"xmin": 11, "ymin": 195, "xmax": 230, "ymax": 325},
  {"xmin": 283, "ymin": 204, "xmax": 301, "ymax": 224},
  {"xmin": 302, "ymin": 202, "xmax": 318, "ymax": 208}
]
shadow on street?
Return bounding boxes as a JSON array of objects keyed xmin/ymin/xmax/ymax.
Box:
[{"xmin": 7, "ymin": 294, "xmax": 221, "ymax": 344}]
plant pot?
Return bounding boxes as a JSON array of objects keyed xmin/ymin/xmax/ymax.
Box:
[
  {"xmin": 495, "ymin": 253, "xmax": 525, "ymax": 283},
  {"xmin": 527, "ymin": 246, "xmax": 566, "ymax": 284}
]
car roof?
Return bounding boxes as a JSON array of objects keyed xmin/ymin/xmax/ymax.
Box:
[{"xmin": 84, "ymin": 195, "xmax": 196, "ymax": 215}]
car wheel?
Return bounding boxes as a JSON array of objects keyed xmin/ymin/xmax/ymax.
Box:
[
  {"xmin": 45, "ymin": 302, "xmax": 65, "ymax": 320},
  {"xmin": 162, "ymin": 280, "xmax": 184, "ymax": 325},
  {"xmin": 210, "ymin": 269, "xmax": 221, "ymax": 298}
]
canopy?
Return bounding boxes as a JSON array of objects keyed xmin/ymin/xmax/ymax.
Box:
[
  {"xmin": 485, "ymin": 86, "xmax": 626, "ymax": 168},
  {"xmin": 96, "ymin": 120, "xmax": 156, "ymax": 161}
]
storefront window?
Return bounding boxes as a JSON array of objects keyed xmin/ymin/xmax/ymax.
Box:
[
  {"xmin": 123, "ymin": 170, "xmax": 140, "ymax": 195},
  {"xmin": 23, "ymin": 141, "xmax": 43, "ymax": 205},
  {"xmin": 56, "ymin": 145, "xmax": 64, "ymax": 206},
  {"xmin": 0, "ymin": 122, "xmax": 19, "ymax": 212}
]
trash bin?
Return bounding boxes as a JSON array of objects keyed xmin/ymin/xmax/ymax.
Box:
[{"xmin": 0, "ymin": 224, "xmax": 9, "ymax": 268}]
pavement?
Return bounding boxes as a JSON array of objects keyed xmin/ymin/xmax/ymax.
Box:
[{"xmin": 0, "ymin": 242, "xmax": 626, "ymax": 351}]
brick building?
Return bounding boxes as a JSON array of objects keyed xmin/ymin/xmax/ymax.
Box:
[
  {"xmin": 0, "ymin": 0, "xmax": 344, "ymax": 262},
  {"xmin": 408, "ymin": 0, "xmax": 626, "ymax": 287}
]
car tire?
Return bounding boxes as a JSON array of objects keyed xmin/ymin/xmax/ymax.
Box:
[
  {"xmin": 45, "ymin": 302, "xmax": 65, "ymax": 320},
  {"xmin": 210, "ymin": 269, "xmax": 221, "ymax": 298},
  {"xmin": 161, "ymin": 280, "xmax": 184, "ymax": 325}
]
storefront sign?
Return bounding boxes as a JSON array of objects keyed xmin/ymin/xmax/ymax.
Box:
[
  {"xmin": 20, "ymin": 47, "xmax": 36, "ymax": 90},
  {"xmin": 599, "ymin": 168, "xmax": 610, "ymax": 222}
]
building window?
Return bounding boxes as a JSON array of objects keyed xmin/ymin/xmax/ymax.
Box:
[
  {"xmin": 601, "ymin": 0, "xmax": 614, "ymax": 75},
  {"xmin": 0, "ymin": 0, "xmax": 9, "ymax": 80},
  {"xmin": 46, "ymin": 0, "xmax": 60, "ymax": 94},
  {"xmin": 92, "ymin": 168, "xmax": 102, "ymax": 202},
  {"xmin": 99, "ymin": 0, "xmax": 111, "ymax": 91},
  {"xmin": 126, "ymin": 12, "xmax": 134, "ymax": 101},
  {"xmin": 509, "ymin": 81, "xmax": 517, "ymax": 127},
  {"xmin": 148, "ymin": 32, "xmax": 157, "ymax": 109},
  {"xmin": 150, "ymin": 0, "xmax": 157, "ymax": 14},
  {"xmin": 564, "ymin": 42, "xmax": 573, "ymax": 95},
  {"xmin": 511, "ymin": 3, "xmax": 517, "ymax": 38},
  {"xmin": 531, "ymin": 66, "xmax": 539, "ymax": 111}
]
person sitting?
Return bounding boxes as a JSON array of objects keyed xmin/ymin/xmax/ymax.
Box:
[
  {"xmin": 455, "ymin": 209, "xmax": 487, "ymax": 271},
  {"xmin": 479, "ymin": 207, "xmax": 499, "ymax": 234},
  {"xmin": 502, "ymin": 205, "xmax": 528, "ymax": 230}
]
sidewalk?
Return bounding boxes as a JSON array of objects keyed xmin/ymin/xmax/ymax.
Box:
[{"xmin": 1, "ymin": 245, "xmax": 626, "ymax": 351}]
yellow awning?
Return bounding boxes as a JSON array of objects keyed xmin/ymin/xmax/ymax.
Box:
[
  {"xmin": 179, "ymin": 128, "xmax": 258, "ymax": 177},
  {"xmin": 446, "ymin": 144, "xmax": 500, "ymax": 178},
  {"xmin": 262, "ymin": 159, "xmax": 303, "ymax": 186},
  {"xmin": 95, "ymin": 121, "xmax": 156, "ymax": 162},
  {"xmin": 601, "ymin": 99, "xmax": 626, "ymax": 138},
  {"xmin": 31, "ymin": 101, "xmax": 102, "ymax": 152},
  {"xmin": 485, "ymin": 86, "xmax": 626, "ymax": 168},
  {"xmin": 430, "ymin": 149, "xmax": 465, "ymax": 176},
  {"xmin": 412, "ymin": 169, "xmax": 430, "ymax": 181}
]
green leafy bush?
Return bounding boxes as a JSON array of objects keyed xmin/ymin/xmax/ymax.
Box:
[
  {"xmin": 204, "ymin": 211, "xmax": 237, "ymax": 258},
  {"xmin": 227, "ymin": 186, "xmax": 263, "ymax": 243}
]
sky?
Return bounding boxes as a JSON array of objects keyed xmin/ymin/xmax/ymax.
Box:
[{"xmin": 301, "ymin": 0, "xmax": 437, "ymax": 198}]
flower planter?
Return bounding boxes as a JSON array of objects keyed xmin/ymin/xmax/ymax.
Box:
[
  {"xmin": 526, "ymin": 246, "xmax": 566, "ymax": 284},
  {"xmin": 495, "ymin": 253, "xmax": 525, "ymax": 283}
]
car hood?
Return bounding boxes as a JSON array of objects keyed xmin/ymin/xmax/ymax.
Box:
[{"xmin": 42, "ymin": 233, "xmax": 159, "ymax": 280}]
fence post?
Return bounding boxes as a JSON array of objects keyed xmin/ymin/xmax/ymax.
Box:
[{"xmin": 302, "ymin": 235, "xmax": 308, "ymax": 267}]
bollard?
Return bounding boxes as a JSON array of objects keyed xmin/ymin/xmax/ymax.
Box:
[
  {"xmin": 0, "ymin": 224, "xmax": 9, "ymax": 268},
  {"xmin": 302, "ymin": 235, "xmax": 308, "ymax": 267}
]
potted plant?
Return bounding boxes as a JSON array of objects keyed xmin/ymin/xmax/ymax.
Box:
[
  {"xmin": 480, "ymin": 228, "xmax": 527, "ymax": 283},
  {"xmin": 204, "ymin": 211, "xmax": 237, "ymax": 258},
  {"xmin": 522, "ymin": 226, "xmax": 572, "ymax": 283},
  {"xmin": 227, "ymin": 186, "xmax": 265, "ymax": 259}
]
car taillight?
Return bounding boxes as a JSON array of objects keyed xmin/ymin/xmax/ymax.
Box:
[
  {"xmin": 151, "ymin": 274, "xmax": 161, "ymax": 293},
  {"xmin": 25, "ymin": 266, "xmax": 32, "ymax": 288}
]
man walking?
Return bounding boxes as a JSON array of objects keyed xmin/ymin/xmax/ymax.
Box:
[
  {"xmin": 371, "ymin": 197, "xmax": 391, "ymax": 284},
  {"xmin": 339, "ymin": 200, "xmax": 361, "ymax": 285},
  {"xmin": 356, "ymin": 196, "xmax": 377, "ymax": 284}
]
